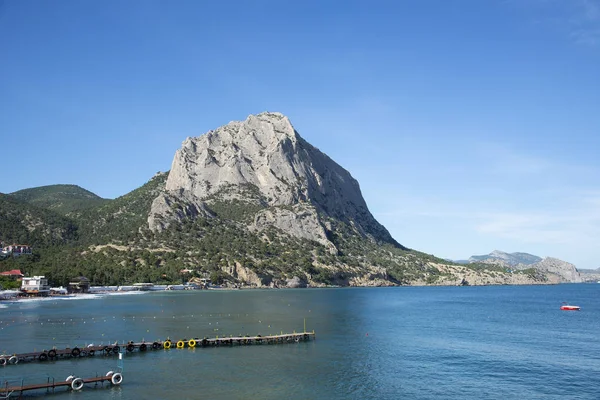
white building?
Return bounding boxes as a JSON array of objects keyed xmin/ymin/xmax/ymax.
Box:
[{"xmin": 21, "ymin": 276, "xmax": 50, "ymax": 296}]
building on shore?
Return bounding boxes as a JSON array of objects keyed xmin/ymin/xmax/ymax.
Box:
[
  {"xmin": 68, "ymin": 276, "xmax": 90, "ymax": 293},
  {"xmin": 21, "ymin": 276, "xmax": 50, "ymax": 296}
]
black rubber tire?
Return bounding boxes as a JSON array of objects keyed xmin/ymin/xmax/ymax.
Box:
[
  {"xmin": 38, "ymin": 353, "xmax": 48, "ymax": 361},
  {"xmin": 140, "ymin": 343, "xmax": 147, "ymax": 351},
  {"xmin": 48, "ymin": 349, "xmax": 57, "ymax": 358},
  {"xmin": 126, "ymin": 343, "xmax": 135, "ymax": 352},
  {"xmin": 112, "ymin": 346, "xmax": 120, "ymax": 354},
  {"xmin": 71, "ymin": 348, "xmax": 81, "ymax": 357}
]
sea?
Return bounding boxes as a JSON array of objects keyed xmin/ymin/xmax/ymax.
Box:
[{"xmin": 1, "ymin": 284, "xmax": 599, "ymax": 399}]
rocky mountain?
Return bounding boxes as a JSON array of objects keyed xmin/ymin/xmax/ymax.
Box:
[
  {"xmin": 466, "ymin": 250, "xmax": 581, "ymax": 283},
  {"xmin": 469, "ymin": 250, "xmax": 542, "ymax": 266},
  {"xmin": 149, "ymin": 112, "xmax": 400, "ymax": 251},
  {"xmin": 532, "ymin": 257, "xmax": 582, "ymax": 283}
]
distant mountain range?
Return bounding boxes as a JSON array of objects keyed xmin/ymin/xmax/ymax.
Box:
[
  {"xmin": 578, "ymin": 267, "xmax": 600, "ymax": 282},
  {"xmin": 458, "ymin": 250, "xmax": 582, "ymax": 283},
  {"xmin": 469, "ymin": 250, "xmax": 542, "ymax": 266}
]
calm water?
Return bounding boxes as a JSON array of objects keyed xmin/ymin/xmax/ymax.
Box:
[{"xmin": 1, "ymin": 284, "xmax": 599, "ymax": 399}]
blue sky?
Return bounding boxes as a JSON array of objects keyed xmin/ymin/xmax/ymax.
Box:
[{"xmin": 1, "ymin": 0, "xmax": 599, "ymax": 268}]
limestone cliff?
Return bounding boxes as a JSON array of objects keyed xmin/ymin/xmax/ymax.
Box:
[
  {"xmin": 149, "ymin": 112, "xmax": 399, "ymax": 250},
  {"xmin": 532, "ymin": 257, "xmax": 582, "ymax": 283}
]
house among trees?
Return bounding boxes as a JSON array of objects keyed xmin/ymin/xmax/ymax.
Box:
[
  {"xmin": 0, "ymin": 269, "xmax": 24, "ymax": 280},
  {"xmin": 68, "ymin": 276, "xmax": 90, "ymax": 293},
  {"xmin": 1, "ymin": 244, "xmax": 33, "ymax": 257}
]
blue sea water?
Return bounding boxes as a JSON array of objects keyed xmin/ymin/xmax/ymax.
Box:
[{"xmin": 1, "ymin": 284, "xmax": 599, "ymax": 399}]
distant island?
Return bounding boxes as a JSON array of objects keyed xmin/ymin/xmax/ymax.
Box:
[{"xmin": 0, "ymin": 113, "xmax": 585, "ymax": 289}]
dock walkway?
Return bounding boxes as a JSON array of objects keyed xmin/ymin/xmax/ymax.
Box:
[
  {"xmin": 0, "ymin": 331, "xmax": 315, "ymax": 366},
  {"xmin": 0, "ymin": 371, "xmax": 122, "ymax": 398}
]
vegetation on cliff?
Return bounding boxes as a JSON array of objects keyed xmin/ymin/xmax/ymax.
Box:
[{"xmin": 1, "ymin": 176, "xmax": 542, "ymax": 288}]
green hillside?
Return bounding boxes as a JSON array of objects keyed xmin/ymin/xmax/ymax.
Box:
[
  {"xmin": 10, "ymin": 184, "xmax": 109, "ymax": 215},
  {"xmin": 0, "ymin": 193, "xmax": 78, "ymax": 247},
  {"xmin": 70, "ymin": 173, "xmax": 168, "ymax": 245}
]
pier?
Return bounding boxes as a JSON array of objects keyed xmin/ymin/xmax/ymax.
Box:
[
  {"xmin": 0, "ymin": 370, "xmax": 122, "ymax": 398},
  {"xmin": 0, "ymin": 331, "xmax": 315, "ymax": 365}
]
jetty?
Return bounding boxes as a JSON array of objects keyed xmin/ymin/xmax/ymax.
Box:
[
  {"xmin": 0, "ymin": 331, "xmax": 315, "ymax": 366},
  {"xmin": 0, "ymin": 370, "xmax": 123, "ymax": 398}
]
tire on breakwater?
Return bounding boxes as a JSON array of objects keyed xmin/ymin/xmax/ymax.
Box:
[
  {"xmin": 71, "ymin": 378, "xmax": 84, "ymax": 391},
  {"xmin": 111, "ymin": 373, "xmax": 123, "ymax": 385}
]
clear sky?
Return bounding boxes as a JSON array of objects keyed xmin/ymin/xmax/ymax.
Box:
[{"xmin": 1, "ymin": 0, "xmax": 599, "ymax": 268}]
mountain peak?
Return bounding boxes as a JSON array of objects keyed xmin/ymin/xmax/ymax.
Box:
[
  {"xmin": 149, "ymin": 113, "xmax": 400, "ymax": 248},
  {"xmin": 254, "ymin": 111, "xmax": 287, "ymax": 120}
]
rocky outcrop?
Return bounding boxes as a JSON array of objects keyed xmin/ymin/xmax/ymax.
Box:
[
  {"xmin": 533, "ymin": 257, "xmax": 582, "ymax": 283},
  {"xmin": 148, "ymin": 191, "xmax": 214, "ymax": 232},
  {"xmin": 423, "ymin": 263, "xmax": 561, "ymax": 286},
  {"xmin": 225, "ymin": 262, "xmax": 269, "ymax": 287},
  {"xmin": 285, "ymin": 276, "xmax": 308, "ymax": 288},
  {"xmin": 466, "ymin": 250, "xmax": 582, "ymax": 283},
  {"xmin": 149, "ymin": 112, "xmax": 399, "ymax": 248},
  {"xmin": 250, "ymin": 204, "xmax": 336, "ymax": 251}
]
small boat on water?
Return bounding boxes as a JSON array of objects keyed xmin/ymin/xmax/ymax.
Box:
[{"xmin": 560, "ymin": 303, "xmax": 580, "ymax": 311}]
